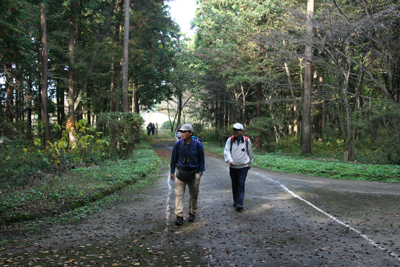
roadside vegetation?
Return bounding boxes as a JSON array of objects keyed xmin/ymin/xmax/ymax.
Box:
[
  {"xmin": 163, "ymin": 129, "xmax": 400, "ymax": 183},
  {"xmin": 0, "ymin": 140, "xmax": 161, "ymax": 237},
  {"xmin": 0, "ymin": 115, "xmax": 161, "ymax": 237}
]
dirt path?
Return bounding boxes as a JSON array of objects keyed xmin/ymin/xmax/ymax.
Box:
[{"xmin": 2, "ymin": 129, "xmax": 400, "ymax": 266}]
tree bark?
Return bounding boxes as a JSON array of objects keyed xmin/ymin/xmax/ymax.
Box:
[
  {"xmin": 56, "ymin": 79, "xmax": 65, "ymax": 126},
  {"xmin": 301, "ymin": 0, "xmax": 314, "ymax": 154},
  {"xmin": 122, "ymin": 0, "xmax": 129, "ymax": 111},
  {"xmin": 256, "ymin": 82, "xmax": 262, "ymax": 149},
  {"xmin": 67, "ymin": 0, "xmax": 76, "ymax": 145},
  {"xmin": 284, "ymin": 61, "xmax": 300, "ymax": 135},
  {"xmin": 177, "ymin": 93, "xmax": 182, "ymax": 128},
  {"xmin": 87, "ymin": 84, "xmax": 91, "ymax": 125},
  {"xmin": 6, "ymin": 63, "xmax": 13, "ymax": 122},
  {"xmin": 41, "ymin": 3, "xmax": 50, "ymax": 147},
  {"xmin": 133, "ymin": 77, "xmax": 139, "ymax": 113}
]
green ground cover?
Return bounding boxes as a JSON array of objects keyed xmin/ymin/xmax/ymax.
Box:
[
  {"xmin": 0, "ymin": 142, "xmax": 162, "ymax": 234},
  {"xmin": 200, "ymin": 139, "xmax": 400, "ymax": 183}
]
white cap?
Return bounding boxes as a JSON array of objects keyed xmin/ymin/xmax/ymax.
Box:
[
  {"xmin": 178, "ymin": 124, "xmax": 193, "ymax": 132},
  {"xmin": 232, "ymin": 123, "xmax": 244, "ymax": 130}
]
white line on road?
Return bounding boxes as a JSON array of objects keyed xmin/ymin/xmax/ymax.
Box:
[
  {"xmin": 164, "ymin": 171, "xmax": 173, "ymax": 232},
  {"xmin": 254, "ymin": 172, "xmax": 400, "ymax": 260}
]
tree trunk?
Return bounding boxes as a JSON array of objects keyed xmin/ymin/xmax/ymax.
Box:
[
  {"xmin": 28, "ymin": 76, "xmax": 33, "ymax": 139},
  {"xmin": 256, "ymin": 82, "xmax": 262, "ymax": 149},
  {"xmin": 87, "ymin": 84, "xmax": 91, "ymax": 125},
  {"xmin": 301, "ymin": 0, "xmax": 314, "ymax": 154},
  {"xmin": 313, "ymin": 105, "xmax": 323, "ymax": 142},
  {"xmin": 67, "ymin": 0, "xmax": 76, "ymax": 145},
  {"xmin": 56, "ymin": 79, "xmax": 65, "ymax": 126},
  {"xmin": 177, "ymin": 93, "xmax": 182, "ymax": 128},
  {"xmin": 284, "ymin": 61, "xmax": 300, "ymax": 136},
  {"xmin": 6, "ymin": 63, "xmax": 13, "ymax": 122},
  {"xmin": 41, "ymin": 3, "xmax": 50, "ymax": 147},
  {"xmin": 122, "ymin": 0, "xmax": 129, "ymax": 111},
  {"xmin": 133, "ymin": 77, "xmax": 139, "ymax": 113}
]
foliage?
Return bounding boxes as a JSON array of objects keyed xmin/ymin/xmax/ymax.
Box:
[
  {"xmin": 96, "ymin": 112, "xmax": 144, "ymax": 158},
  {"xmin": 192, "ymin": 123, "xmax": 204, "ymax": 135},
  {"xmin": 0, "ymin": 143, "xmax": 161, "ymax": 226},
  {"xmin": 0, "ymin": 139, "xmax": 55, "ymax": 188},
  {"xmin": 161, "ymin": 120, "xmax": 172, "ymax": 130},
  {"xmin": 47, "ymin": 119, "xmax": 112, "ymax": 166},
  {"xmin": 253, "ymin": 153, "xmax": 400, "ymax": 183},
  {"xmin": 0, "ymin": 119, "xmax": 114, "ymax": 189},
  {"xmin": 358, "ymin": 101, "xmax": 400, "ymax": 164},
  {"xmin": 203, "ymin": 135, "xmax": 400, "ymax": 182},
  {"xmin": 196, "ymin": 128, "xmax": 220, "ymax": 142}
]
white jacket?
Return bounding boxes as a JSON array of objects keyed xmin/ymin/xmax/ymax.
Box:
[{"xmin": 224, "ymin": 136, "xmax": 253, "ymax": 169}]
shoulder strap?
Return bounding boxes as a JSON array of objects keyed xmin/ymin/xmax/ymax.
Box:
[
  {"xmin": 176, "ymin": 139, "xmax": 184, "ymax": 150},
  {"xmin": 244, "ymin": 136, "xmax": 249, "ymax": 156},
  {"xmin": 177, "ymin": 138, "xmax": 200, "ymax": 154},
  {"xmin": 230, "ymin": 136, "xmax": 249, "ymax": 155}
]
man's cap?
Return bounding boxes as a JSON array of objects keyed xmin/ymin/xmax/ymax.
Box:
[
  {"xmin": 232, "ymin": 123, "xmax": 244, "ymax": 130},
  {"xmin": 178, "ymin": 124, "xmax": 193, "ymax": 132}
]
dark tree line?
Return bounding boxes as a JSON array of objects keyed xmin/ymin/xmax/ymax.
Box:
[{"xmin": 0, "ymin": 0, "xmax": 180, "ymax": 144}]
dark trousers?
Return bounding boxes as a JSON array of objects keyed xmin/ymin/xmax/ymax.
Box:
[{"xmin": 230, "ymin": 167, "xmax": 249, "ymax": 206}]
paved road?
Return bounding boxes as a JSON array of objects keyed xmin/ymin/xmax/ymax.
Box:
[
  {"xmin": 150, "ymin": 129, "xmax": 400, "ymax": 266},
  {"xmin": 5, "ymin": 129, "xmax": 400, "ymax": 266}
]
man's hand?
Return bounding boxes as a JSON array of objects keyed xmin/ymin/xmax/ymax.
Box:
[
  {"xmin": 170, "ymin": 173, "xmax": 175, "ymax": 181},
  {"xmin": 248, "ymin": 166, "xmax": 252, "ymax": 170},
  {"xmin": 230, "ymin": 161, "xmax": 235, "ymax": 166}
]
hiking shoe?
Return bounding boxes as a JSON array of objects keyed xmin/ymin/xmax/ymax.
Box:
[
  {"xmin": 189, "ymin": 213, "xmax": 195, "ymax": 222},
  {"xmin": 236, "ymin": 205, "xmax": 243, "ymax": 211},
  {"xmin": 175, "ymin": 216, "xmax": 183, "ymax": 226},
  {"xmin": 233, "ymin": 203, "xmax": 237, "ymax": 207}
]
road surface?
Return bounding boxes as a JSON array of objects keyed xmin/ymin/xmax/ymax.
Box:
[{"xmin": 2, "ymin": 129, "xmax": 400, "ymax": 266}]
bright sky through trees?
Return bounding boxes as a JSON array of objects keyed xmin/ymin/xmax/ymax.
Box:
[{"xmin": 167, "ymin": 0, "xmax": 198, "ymax": 37}]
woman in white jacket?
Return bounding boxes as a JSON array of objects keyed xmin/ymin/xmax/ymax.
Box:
[{"xmin": 224, "ymin": 123, "xmax": 253, "ymax": 211}]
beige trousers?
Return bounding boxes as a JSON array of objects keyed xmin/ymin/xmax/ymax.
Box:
[{"xmin": 174, "ymin": 172, "xmax": 201, "ymax": 217}]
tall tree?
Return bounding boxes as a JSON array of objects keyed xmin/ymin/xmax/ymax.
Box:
[
  {"xmin": 122, "ymin": 0, "xmax": 129, "ymax": 111},
  {"xmin": 67, "ymin": 0, "xmax": 77, "ymax": 144},
  {"xmin": 301, "ymin": 0, "xmax": 314, "ymax": 154},
  {"xmin": 40, "ymin": 3, "xmax": 49, "ymax": 147}
]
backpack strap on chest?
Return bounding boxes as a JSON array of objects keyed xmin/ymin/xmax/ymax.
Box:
[{"xmin": 230, "ymin": 136, "xmax": 249, "ymax": 154}]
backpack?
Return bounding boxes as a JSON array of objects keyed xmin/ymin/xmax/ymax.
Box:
[
  {"xmin": 230, "ymin": 136, "xmax": 249, "ymax": 155},
  {"xmin": 177, "ymin": 136, "xmax": 202, "ymax": 152}
]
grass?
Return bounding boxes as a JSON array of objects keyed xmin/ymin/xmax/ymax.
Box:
[
  {"xmin": 0, "ymin": 142, "xmax": 162, "ymax": 235},
  {"xmin": 201, "ymin": 137, "xmax": 400, "ymax": 183}
]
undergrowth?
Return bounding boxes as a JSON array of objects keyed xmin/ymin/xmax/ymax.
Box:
[
  {"xmin": 0, "ymin": 142, "xmax": 162, "ymax": 234},
  {"xmin": 203, "ymin": 137, "xmax": 400, "ymax": 183}
]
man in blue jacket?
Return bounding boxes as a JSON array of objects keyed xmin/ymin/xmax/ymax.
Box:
[{"xmin": 170, "ymin": 124, "xmax": 206, "ymax": 226}]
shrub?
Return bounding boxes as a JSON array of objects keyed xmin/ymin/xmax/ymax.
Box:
[
  {"xmin": 359, "ymin": 101, "xmax": 400, "ymax": 164},
  {"xmin": 162, "ymin": 120, "xmax": 172, "ymax": 130},
  {"xmin": 0, "ymin": 139, "xmax": 55, "ymax": 188},
  {"xmin": 96, "ymin": 112, "xmax": 144, "ymax": 158}
]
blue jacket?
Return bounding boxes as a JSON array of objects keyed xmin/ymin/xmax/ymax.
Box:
[{"xmin": 170, "ymin": 138, "xmax": 206, "ymax": 175}]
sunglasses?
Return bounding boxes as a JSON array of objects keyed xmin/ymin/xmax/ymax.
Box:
[
  {"xmin": 180, "ymin": 130, "xmax": 190, "ymax": 133},
  {"xmin": 233, "ymin": 128, "xmax": 242, "ymax": 131}
]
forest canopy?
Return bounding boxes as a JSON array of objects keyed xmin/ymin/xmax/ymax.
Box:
[{"xmin": 1, "ymin": 0, "xmax": 400, "ymax": 164}]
